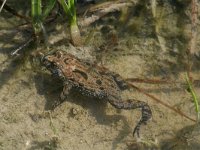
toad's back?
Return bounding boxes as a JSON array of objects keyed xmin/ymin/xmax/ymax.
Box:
[{"xmin": 45, "ymin": 51, "xmax": 121, "ymax": 99}]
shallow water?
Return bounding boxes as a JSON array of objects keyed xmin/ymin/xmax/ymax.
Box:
[{"xmin": 0, "ymin": 0, "xmax": 200, "ymax": 150}]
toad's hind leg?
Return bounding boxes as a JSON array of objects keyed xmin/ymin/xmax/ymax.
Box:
[{"xmin": 108, "ymin": 98, "xmax": 152, "ymax": 137}]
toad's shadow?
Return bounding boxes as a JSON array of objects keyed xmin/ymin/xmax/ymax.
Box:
[{"xmin": 34, "ymin": 73, "xmax": 136, "ymax": 149}]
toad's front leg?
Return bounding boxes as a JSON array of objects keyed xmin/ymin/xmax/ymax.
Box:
[
  {"xmin": 107, "ymin": 97, "xmax": 152, "ymax": 137},
  {"xmin": 52, "ymin": 82, "xmax": 72, "ymax": 110}
]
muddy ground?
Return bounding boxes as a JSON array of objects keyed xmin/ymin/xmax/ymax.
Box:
[{"xmin": 0, "ymin": 1, "xmax": 200, "ymax": 150}]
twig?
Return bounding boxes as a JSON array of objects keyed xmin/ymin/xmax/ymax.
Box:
[
  {"xmin": 0, "ymin": 0, "xmax": 30, "ymax": 22},
  {"xmin": 79, "ymin": 0, "xmax": 135, "ymax": 27},
  {"xmin": 127, "ymin": 82, "xmax": 196, "ymax": 123},
  {"xmin": 10, "ymin": 35, "xmax": 35, "ymax": 57},
  {"xmin": 0, "ymin": 0, "xmax": 6, "ymax": 12},
  {"xmin": 126, "ymin": 78, "xmax": 172, "ymax": 84},
  {"xmin": 189, "ymin": 0, "xmax": 198, "ymax": 55},
  {"xmin": 187, "ymin": 0, "xmax": 198, "ymax": 76}
]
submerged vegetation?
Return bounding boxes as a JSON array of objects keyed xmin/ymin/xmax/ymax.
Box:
[
  {"xmin": 58, "ymin": 0, "xmax": 82, "ymax": 46},
  {"xmin": 31, "ymin": 0, "xmax": 81, "ymax": 46},
  {"xmin": 31, "ymin": 0, "xmax": 56, "ymax": 34}
]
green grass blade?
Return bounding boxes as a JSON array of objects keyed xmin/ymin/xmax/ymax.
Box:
[
  {"xmin": 31, "ymin": 0, "xmax": 42, "ymax": 21},
  {"xmin": 58, "ymin": 0, "xmax": 73, "ymax": 18},
  {"xmin": 42, "ymin": 0, "xmax": 56, "ymax": 20},
  {"xmin": 31, "ymin": 0, "xmax": 42, "ymax": 33},
  {"xmin": 186, "ymin": 73, "xmax": 200, "ymax": 121}
]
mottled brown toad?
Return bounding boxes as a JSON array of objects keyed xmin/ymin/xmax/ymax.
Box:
[{"xmin": 41, "ymin": 50, "xmax": 152, "ymax": 137}]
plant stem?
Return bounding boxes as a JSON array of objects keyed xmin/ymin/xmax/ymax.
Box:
[
  {"xmin": 59, "ymin": 0, "xmax": 82, "ymax": 46},
  {"xmin": 70, "ymin": 5, "xmax": 82, "ymax": 46}
]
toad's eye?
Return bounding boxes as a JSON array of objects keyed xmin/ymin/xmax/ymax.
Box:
[
  {"xmin": 55, "ymin": 51, "xmax": 62, "ymax": 58},
  {"xmin": 64, "ymin": 58, "xmax": 70, "ymax": 64}
]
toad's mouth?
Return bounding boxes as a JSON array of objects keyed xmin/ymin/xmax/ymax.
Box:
[{"xmin": 42, "ymin": 59, "xmax": 64, "ymax": 79}]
